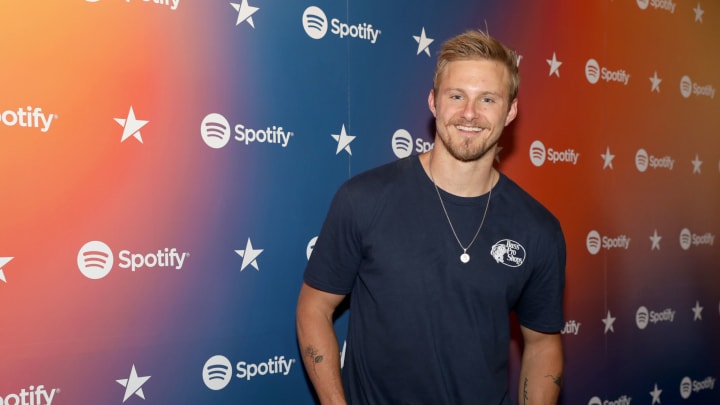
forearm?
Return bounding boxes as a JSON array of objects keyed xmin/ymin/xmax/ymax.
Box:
[
  {"xmin": 296, "ymin": 289, "xmax": 347, "ymax": 405},
  {"xmin": 518, "ymin": 333, "xmax": 563, "ymax": 405}
]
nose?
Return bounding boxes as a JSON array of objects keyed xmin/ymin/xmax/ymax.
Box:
[{"xmin": 461, "ymin": 99, "xmax": 478, "ymax": 121}]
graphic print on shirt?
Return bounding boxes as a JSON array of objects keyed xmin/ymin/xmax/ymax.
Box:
[{"xmin": 490, "ymin": 239, "xmax": 526, "ymax": 267}]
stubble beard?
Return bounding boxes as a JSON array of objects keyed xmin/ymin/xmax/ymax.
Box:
[{"xmin": 439, "ymin": 126, "xmax": 497, "ymax": 163}]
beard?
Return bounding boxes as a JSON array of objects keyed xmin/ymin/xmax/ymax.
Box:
[{"xmin": 437, "ymin": 122, "xmax": 497, "ymax": 162}]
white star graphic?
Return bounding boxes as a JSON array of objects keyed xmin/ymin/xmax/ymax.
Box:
[
  {"xmin": 650, "ymin": 230, "xmax": 662, "ymax": 251},
  {"xmin": 650, "ymin": 383, "xmax": 662, "ymax": 404},
  {"xmin": 602, "ymin": 310, "xmax": 616, "ymax": 334},
  {"xmin": 692, "ymin": 300, "xmax": 703, "ymax": 321},
  {"xmin": 692, "ymin": 154, "xmax": 703, "ymax": 174},
  {"xmin": 413, "ymin": 27, "xmax": 434, "ymax": 57},
  {"xmin": 332, "ymin": 124, "xmax": 356, "ymax": 155},
  {"xmin": 231, "ymin": 0, "xmax": 259, "ymax": 28},
  {"xmin": 601, "ymin": 146, "xmax": 615, "ymax": 170},
  {"xmin": 0, "ymin": 257, "xmax": 14, "ymax": 283},
  {"xmin": 694, "ymin": 3, "xmax": 704, "ymax": 22},
  {"xmin": 547, "ymin": 52, "xmax": 562, "ymax": 77},
  {"xmin": 116, "ymin": 365, "xmax": 151, "ymax": 403},
  {"xmin": 236, "ymin": 238, "xmax": 263, "ymax": 271},
  {"xmin": 114, "ymin": 106, "xmax": 148, "ymax": 143},
  {"xmin": 649, "ymin": 71, "xmax": 662, "ymax": 93}
]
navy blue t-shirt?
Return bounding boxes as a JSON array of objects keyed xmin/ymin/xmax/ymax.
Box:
[{"xmin": 304, "ymin": 156, "xmax": 566, "ymax": 405}]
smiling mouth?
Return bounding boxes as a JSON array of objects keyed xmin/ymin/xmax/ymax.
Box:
[{"xmin": 455, "ymin": 125, "xmax": 485, "ymax": 133}]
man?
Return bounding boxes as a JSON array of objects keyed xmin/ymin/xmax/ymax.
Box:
[{"xmin": 296, "ymin": 30, "xmax": 565, "ymax": 405}]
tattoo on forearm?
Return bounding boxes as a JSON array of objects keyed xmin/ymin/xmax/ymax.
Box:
[
  {"xmin": 546, "ymin": 373, "xmax": 563, "ymax": 388},
  {"xmin": 303, "ymin": 345, "xmax": 324, "ymax": 375},
  {"xmin": 524, "ymin": 374, "xmax": 561, "ymax": 403}
]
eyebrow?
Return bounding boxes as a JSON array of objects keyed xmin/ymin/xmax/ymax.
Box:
[{"xmin": 443, "ymin": 88, "xmax": 504, "ymax": 98}]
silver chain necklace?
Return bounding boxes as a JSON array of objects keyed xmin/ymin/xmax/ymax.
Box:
[{"xmin": 429, "ymin": 161, "xmax": 493, "ymax": 264}]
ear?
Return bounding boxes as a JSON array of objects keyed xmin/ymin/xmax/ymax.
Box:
[
  {"xmin": 428, "ymin": 89, "xmax": 436, "ymax": 116},
  {"xmin": 504, "ymin": 98, "xmax": 518, "ymax": 126}
]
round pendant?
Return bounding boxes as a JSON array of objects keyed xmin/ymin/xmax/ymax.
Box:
[{"xmin": 460, "ymin": 253, "xmax": 470, "ymax": 263}]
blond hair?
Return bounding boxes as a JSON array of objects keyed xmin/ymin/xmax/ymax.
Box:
[{"xmin": 433, "ymin": 30, "xmax": 520, "ymax": 102}]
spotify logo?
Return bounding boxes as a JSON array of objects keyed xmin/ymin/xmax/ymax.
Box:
[
  {"xmin": 201, "ymin": 113, "xmax": 232, "ymax": 149},
  {"xmin": 77, "ymin": 241, "xmax": 114, "ymax": 280},
  {"xmin": 203, "ymin": 355, "xmax": 233, "ymax": 391}
]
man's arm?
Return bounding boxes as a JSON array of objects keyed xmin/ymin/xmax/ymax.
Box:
[
  {"xmin": 296, "ymin": 282, "xmax": 348, "ymax": 405},
  {"xmin": 518, "ymin": 326, "xmax": 563, "ymax": 405}
]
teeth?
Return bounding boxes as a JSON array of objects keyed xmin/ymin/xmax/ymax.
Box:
[{"xmin": 456, "ymin": 125, "xmax": 483, "ymax": 132}]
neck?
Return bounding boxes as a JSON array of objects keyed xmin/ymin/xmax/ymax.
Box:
[{"xmin": 421, "ymin": 149, "xmax": 497, "ymax": 197}]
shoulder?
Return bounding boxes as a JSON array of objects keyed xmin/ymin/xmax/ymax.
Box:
[
  {"xmin": 340, "ymin": 156, "xmax": 419, "ymax": 196},
  {"xmin": 327, "ymin": 157, "xmax": 422, "ymax": 232},
  {"xmin": 496, "ymin": 174, "xmax": 561, "ymax": 227},
  {"xmin": 493, "ymin": 174, "xmax": 564, "ymax": 245}
]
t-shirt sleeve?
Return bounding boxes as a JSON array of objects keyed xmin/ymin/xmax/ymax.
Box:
[
  {"xmin": 303, "ymin": 184, "xmax": 363, "ymax": 295},
  {"xmin": 514, "ymin": 221, "xmax": 566, "ymax": 333}
]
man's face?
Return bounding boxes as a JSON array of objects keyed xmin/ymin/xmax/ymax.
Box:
[{"xmin": 429, "ymin": 58, "xmax": 518, "ymax": 163}]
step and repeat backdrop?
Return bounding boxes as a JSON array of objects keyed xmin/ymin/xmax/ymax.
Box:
[{"xmin": 1, "ymin": 1, "xmax": 718, "ymax": 404}]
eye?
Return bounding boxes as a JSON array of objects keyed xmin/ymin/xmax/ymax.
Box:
[
  {"xmin": 481, "ymin": 97, "xmax": 495, "ymax": 103},
  {"xmin": 450, "ymin": 94, "xmax": 463, "ymax": 100}
]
